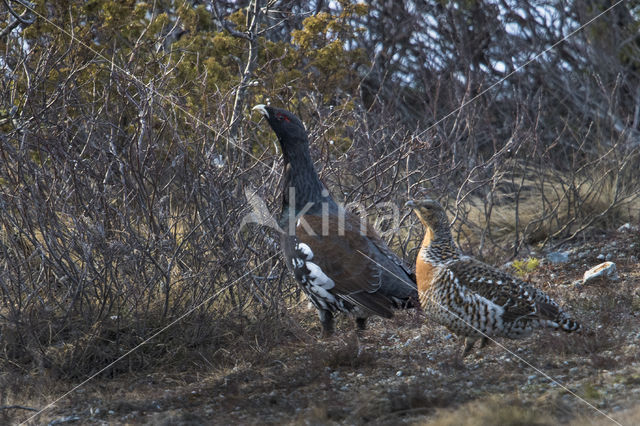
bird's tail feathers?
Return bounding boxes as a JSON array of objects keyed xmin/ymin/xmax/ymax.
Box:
[{"xmin": 558, "ymin": 316, "xmax": 582, "ymax": 333}]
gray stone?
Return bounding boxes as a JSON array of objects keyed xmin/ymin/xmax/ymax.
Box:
[
  {"xmin": 547, "ymin": 251, "xmax": 570, "ymax": 264},
  {"xmin": 618, "ymin": 223, "xmax": 633, "ymax": 232},
  {"xmin": 583, "ymin": 262, "xmax": 618, "ymax": 284}
]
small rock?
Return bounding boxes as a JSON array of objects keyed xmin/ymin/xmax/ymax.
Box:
[
  {"xmin": 606, "ymin": 253, "xmax": 613, "ymax": 261},
  {"xmin": 396, "ymin": 370, "xmax": 403, "ymax": 377},
  {"xmin": 49, "ymin": 416, "xmax": 81, "ymax": 425},
  {"xmin": 618, "ymin": 223, "xmax": 633, "ymax": 232},
  {"xmin": 630, "ymin": 255, "xmax": 638, "ymax": 263},
  {"xmin": 583, "ymin": 262, "xmax": 618, "ymax": 284},
  {"xmin": 597, "ymin": 254, "xmax": 605, "ymax": 260},
  {"xmin": 527, "ymin": 374, "xmax": 537, "ymax": 381},
  {"xmin": 547, "ymin": 251, "xmax": 569, "ymax": 264}
]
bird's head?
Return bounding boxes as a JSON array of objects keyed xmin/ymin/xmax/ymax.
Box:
[
  {"xmin": 252, "ymin": 104, "xmax": 307, "ymax": 149},
  {"xmin": 405, "ymin": 198, "xmax": 449, "ymax": 232}
]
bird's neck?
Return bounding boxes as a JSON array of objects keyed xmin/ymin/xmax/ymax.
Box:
[
  {"xmin": 281, "ymin": 144, "xmax": 336, "ymax": 216},
  {"xmin": 421, "ymin": 224, "xmax": 458, "ymax": 263}
]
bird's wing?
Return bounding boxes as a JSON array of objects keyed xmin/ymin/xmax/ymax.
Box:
[
  {"xmin": 365, "ymin": 226, "xmax": 416, "ymax": 282},
  {"xmin": 444, "ymin": 257, "xmax": 561, "ymax": 322},
  {"xmin": 293, "ymin": 213, "xmax": 407, "ymax": 318},
  {"xmin": 359, "ymin": 221, "xmax": 418, "ymax": 305}
]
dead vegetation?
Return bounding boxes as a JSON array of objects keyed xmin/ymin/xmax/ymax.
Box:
[{"xmin": 1, "ymin": 0, "xmax": 640, "ymax": 424}]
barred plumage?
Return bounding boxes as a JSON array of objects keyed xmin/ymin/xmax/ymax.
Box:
[{"xmin": 406, "ymin": 198, "xmax": 581, "ymax": 357}]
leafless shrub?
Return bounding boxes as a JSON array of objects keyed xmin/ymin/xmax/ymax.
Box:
[
  {"xmin": 0, "ymin": 15, "xmax": 297, "ymax": 379},
  {"xmin": 0, "ymin": 0, "xmax": 639, "ymax": 385}
]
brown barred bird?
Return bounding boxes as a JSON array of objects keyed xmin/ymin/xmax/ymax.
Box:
[
  {"xmin": 406, "ymin": 198, "xmax": 581, "ymax": 357},
  {"xmin": 253, "ymin": 104, "xmax": 417, "ymax": 337}
]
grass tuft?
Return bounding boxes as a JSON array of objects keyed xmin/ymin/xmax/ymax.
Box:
[{"xmin": 423, "ymin": 396, "xmax": 555, "ymax": 426}]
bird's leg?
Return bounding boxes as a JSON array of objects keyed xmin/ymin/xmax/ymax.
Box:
[
  {"xmin": 462, "ymin": 337, "xmax": 478, "ymax": 358},
  {"xmin": 478, "ymin": 336, "xmax": 490, "ymax": 349},
  {"xmin": 352, "ymin": 327, "xmax": 364, "ymax": 357},
  {"xmin": 354, "ymin": 317, "xmax": 367, "ymax": 354},
  {"xmin": 318, "ymin": 309, "xmax": 334, "ymax": 338}
]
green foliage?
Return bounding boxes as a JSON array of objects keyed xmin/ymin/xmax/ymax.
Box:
[
  {"xmin": 290, "ymin": 5, "xmax": 368, "ymax": 101},
  {"xmin": 512, "ymin": 257, "xmax": 540, "ymax": 278},
  {"xmin": 582, "ymin": 383, "xmax": 602, "ymax": 400}
]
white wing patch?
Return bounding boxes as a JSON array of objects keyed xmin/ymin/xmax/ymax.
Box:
[
  {"xmin": 291, "ymin": 241, "xmax": 337, "ymax": 305},
  {"xmin": 305, "ymin": 262, "xmax": 335, "ymax": 290},
  {"xmin": 297, "ymin": 242, "xmax": 313, "ymax": 260}
]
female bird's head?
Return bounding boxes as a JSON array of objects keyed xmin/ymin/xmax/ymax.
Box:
[
  {"xmin": 252, "ymin": 104, "xmax": 307, "ymax": 151},
  {"xmin": 405, "ymin": 198, "xmax": 450, "ymax": 234}
]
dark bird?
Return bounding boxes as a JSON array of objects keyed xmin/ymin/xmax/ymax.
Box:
[
  {"xmin": 253, "ymin": 104, "xmax": 417, "ymax": 336},
  {"xmin": 406, "ymin": 198, "xmax": 581, "ymax": 357}
]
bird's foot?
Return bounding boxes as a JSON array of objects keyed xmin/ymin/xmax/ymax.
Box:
[
  {"xmin": 478, "ymin": 336, "xmax": 491, "ymax": 349},
  {"xmin": 461, "ymin": 337, "xmax": 477, "ymax": 358},
  {"xmin": 319, "ymin": 328, "xmax": 334, "ymax": 339},
  {"xmin": 354, "ymin": 331, "xmax": 364, "ymax": 357}
]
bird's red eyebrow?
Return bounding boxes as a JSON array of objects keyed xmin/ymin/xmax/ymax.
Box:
[{"xmin": 276, "ymin": 112, "xmax": 290, "ymax": 122}]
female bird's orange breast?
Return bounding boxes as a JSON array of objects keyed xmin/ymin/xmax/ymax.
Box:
[{"xmin": 416, "ymin": 253, "xmax": 437, "ymax": 293}]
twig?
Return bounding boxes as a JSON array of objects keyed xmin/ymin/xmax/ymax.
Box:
[{"xmin": 0, "ymin": 405, "xmax": 38, "ymax": 412}]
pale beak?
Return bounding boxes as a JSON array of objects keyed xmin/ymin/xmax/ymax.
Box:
[{"xmin": 252, "ymin": 104, "xmax": 269, "ymax": 118}]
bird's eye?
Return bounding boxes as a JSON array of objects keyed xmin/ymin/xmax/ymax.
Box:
[{"xmin": 275, "ymin": 113, "xmax": 290, "ymax": 122}]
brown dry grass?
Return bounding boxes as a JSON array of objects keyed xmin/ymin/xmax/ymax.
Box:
[
  {"xmin": 422, "ymin": 396, "xmax": 556, "ymax": 426},
  {"xmin": 460, "ymin": 167, "xmax": 640, "ymax": 249}
]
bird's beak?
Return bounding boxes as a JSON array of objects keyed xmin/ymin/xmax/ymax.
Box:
[
  {"xmin": 404, "ymin": 200, "xmax": 417, "ymax": 209},
  {"xmin": 252, "ymin": 104, "xmax": 269, "ymax": 118}
]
